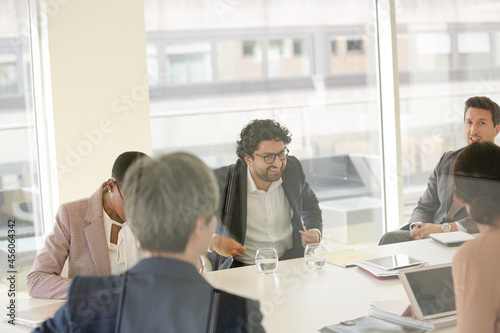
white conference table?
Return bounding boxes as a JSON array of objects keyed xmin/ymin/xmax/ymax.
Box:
[
  {"xmin": 1, "ymin": 237, "xmax": 460, "ymax": 332},
  {"xmin": 204, "ymin": 238, "xmax": 459, "ymax": 333}
]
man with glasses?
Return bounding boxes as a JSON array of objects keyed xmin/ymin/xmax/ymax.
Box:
[
  {"xmin": 210, "ymin": 119, "xmax": 322, "ymax": 268},
  {"xmin": 27, "ymin": 151, "xmax": 147, "ymax": 299}
]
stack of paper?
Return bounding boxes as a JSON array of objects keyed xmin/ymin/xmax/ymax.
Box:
[
  {"xmin": 369, "ymin": 299, "xmax": 457, "ymax": 331},
  {"xmin": 319, "ymin": 314, "xmax": 426, "ymax": 333},
  {"xmin": 368, "ymin": 300, "xmax": 434, "ymax": 331}
]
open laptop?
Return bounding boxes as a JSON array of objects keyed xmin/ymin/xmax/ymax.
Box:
[
  {"xmin": 398, "ymin": 263, "xmax": 457, "ymax": 329},
  {"xmin": 1, "ymin": 301, "xmax": 64, "ymax": 328}
]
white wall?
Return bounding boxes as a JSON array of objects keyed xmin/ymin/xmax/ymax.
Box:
[{"xmin": 46, "ymin": 0, "xmax": 152, "ymax": 203}]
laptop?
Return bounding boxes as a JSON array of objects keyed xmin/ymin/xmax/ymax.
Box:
[
  {"xmin": 398, "ymin": 263, "xmax": 457, "ymax": 329},
  {"xmin": 1, "ymin": 301, "xmax": 64, "ymax": 328}
]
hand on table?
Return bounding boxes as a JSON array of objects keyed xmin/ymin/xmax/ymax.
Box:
[
  {"xmin": 211, "ymin": 235, "xmax": 246, "ymax": 257},
  {"xmin": 299, "ymin": 229, "xmax": 320, "ymax": 248}
]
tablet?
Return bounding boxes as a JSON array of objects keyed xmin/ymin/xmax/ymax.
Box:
[
  {"xmin": 361, "ymin": 254, "xmax": 425, "ymax": 271},
  {"xmin": 398, "ymin": 263, "xmax": 457, "ymax": 321}
]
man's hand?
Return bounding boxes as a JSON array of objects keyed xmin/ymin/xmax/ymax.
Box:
[
  {"xmin": 299, "ymin": 230, "xmax": 320, "ymax": 248},
  {"xmin": 211, "ymin": 235, "xmax": 246, "ymax": 257},
  {"xmin": 409, "ymin": 223, "xmax": 442, "ymax": 240}
]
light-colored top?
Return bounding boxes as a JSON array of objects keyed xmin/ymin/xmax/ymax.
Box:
[
  {"xmin": 238, "ymin": 168, "xmax": 293, "ymax": 264},
  {"xmin": 452, "ymin": 228, "xmax": 500, "ymax": 333},
  {"xmin": 103, "ymin": 210, "xmax": 141, "ymax": 273},
  {"xmin": 102, "ymin": 210, "xmax": 125, "ymax": 274}
]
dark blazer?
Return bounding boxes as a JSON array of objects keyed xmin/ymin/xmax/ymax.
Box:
[
  {"xmin": 34, "ymin": 257, "xmax": 264, "ymax": 333},
  {"xmin": 214, "ymin": 156, "xmax": 323, "ymax": 261},
  {"xmin": 404, "ymin": 148, "xmax": 477, "ymax": 233}
]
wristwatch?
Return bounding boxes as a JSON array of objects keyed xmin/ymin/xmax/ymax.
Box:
[{"xmin": 442, "ymin": 223, "xmax": 452, "ymax": 233}]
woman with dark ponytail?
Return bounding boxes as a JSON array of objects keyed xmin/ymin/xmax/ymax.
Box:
[{"xmin": 452, "ymin": 141, "xmax": 500, "ymax": 333}]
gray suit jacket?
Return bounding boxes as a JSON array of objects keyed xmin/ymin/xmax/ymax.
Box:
[{"xmin": 403, "ymin": 148, "xmax": 478, "ymax": 233}]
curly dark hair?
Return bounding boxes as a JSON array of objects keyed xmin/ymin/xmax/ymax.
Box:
[
  {"xmin": 453, "ymin": 142, "xmax": 500, "ymax": 226},
  {"xmin": 236, "ymin": 119, "xmax": 292, "ymax": 160},
  {"xmin": 464, "ymin": 96, "xmax": 500, "ymax": 126}
]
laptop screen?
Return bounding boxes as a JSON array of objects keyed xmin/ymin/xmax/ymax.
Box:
[{"xmin": 400, "ymin": 264, "xmax": 456, "ymax": 320}]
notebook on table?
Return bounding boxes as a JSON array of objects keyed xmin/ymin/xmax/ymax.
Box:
[
  {"xmin": 429, "ymin": 231, "xmax": 475, "ymax": 247},
  {"xmin": 319, "ymin": 315, "xmax": 426, "ymax": 333}
]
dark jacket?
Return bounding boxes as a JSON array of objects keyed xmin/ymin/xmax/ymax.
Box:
[
  {"xmin": 214, "ymin": 156, "xmax": 323, "ymax": 261},
  {"xmin": 34, "ymin": 257, "xmax": 264, "ymax": 333},
  {"xmin": 404, "ymin": 148, "xmax": 477, "ymax": 232}
]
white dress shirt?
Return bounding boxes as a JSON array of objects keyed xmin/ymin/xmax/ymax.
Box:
[{"xmin": 238, "ymin": 168, "xmax": 294, "ymax": 264}]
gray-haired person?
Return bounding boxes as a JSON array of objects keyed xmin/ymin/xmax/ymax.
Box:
[{"xmin": 35, "ymin": 152, "xmax": 264, "ymax": 333}]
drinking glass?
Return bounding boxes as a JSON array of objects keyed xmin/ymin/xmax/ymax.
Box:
[
  {"xmin": 255, "ymin": 247, "xmax": 278, "ymax": 274},
  {"xmin": 304, "ymin": 243, "xmax": 327, "ymax": 269}
]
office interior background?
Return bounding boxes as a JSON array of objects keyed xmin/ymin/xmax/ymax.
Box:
[{"xmin": 1, "ymin": 0, "xmax": 500, "ymax": 297}]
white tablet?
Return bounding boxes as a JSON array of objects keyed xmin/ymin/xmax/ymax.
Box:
[
  {"xmin": 398, "ymin": 263, "xmax": 457, "ymax": 321},
  {"xmin": 361, "ymin": 254, "xmax": 425, "ymax": 271}
]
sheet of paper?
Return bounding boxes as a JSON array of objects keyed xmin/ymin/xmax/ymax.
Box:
[{"xmin": 324, "ymin": 249, "xmax": 380, "ymax": 267}]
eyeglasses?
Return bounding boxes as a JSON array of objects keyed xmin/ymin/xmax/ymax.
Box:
[
  {"xmin": 111, "ymin": 177, "xmax": 124, "ymax": 204},
  {"xmin": 253, "ymin": 147, "xmax": 289, "ymax": 164}
]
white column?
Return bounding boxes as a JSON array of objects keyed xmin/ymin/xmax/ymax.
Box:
[
  {"xmin": 43, "ymin": 0, "xmax": 152, "ymax": 207},
  {"xmin": 375, "ymin": 0, "xmax": 404, "ymax": 232}
]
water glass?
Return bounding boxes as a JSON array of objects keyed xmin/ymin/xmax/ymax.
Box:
[
  {"xmin": 304, "ymin": 243, "xmax": 327, "ymax": 270},
  {"xmin": 255, "ymin": 247, "xmax": 278, "ymax": 274}
]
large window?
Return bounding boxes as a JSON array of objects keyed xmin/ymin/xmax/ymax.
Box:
[
  {"xmin": 144, "ymin": 0, "xmax": 500, "ymax": 245},
  {"xmin": 397, "ymin": 0, "xmax": 500, "ymax": 219},
  {"xmin": 145, "ymin": 0, "xmax": 383, "ymax": 247},
  {"xmin": 0, "ymin": 0, "xmax": 43, "ymax": 300}
]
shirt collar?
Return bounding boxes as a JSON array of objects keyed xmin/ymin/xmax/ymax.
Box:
[{"xmin": 246, "ymin": 166, "xmax": 282, "ymax": 193}]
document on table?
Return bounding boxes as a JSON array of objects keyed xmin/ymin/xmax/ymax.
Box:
[{"xmin": 324, "ymin": 249, "xmax": 380, "ymax": 268}]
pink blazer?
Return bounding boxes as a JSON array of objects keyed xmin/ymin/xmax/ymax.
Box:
[{"xmin": 27, "ymin": 185, "xmax": 111, "ymax": 299}]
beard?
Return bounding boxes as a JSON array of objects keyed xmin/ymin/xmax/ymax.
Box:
[{"xmin": 254, "ymin": 164, "xmax": 285, "ymax": 183}]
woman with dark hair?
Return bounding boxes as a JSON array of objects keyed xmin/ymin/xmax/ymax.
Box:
[{"xmin": 452, "ymin": 141, "xmax": 500, "ymax": 333}]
